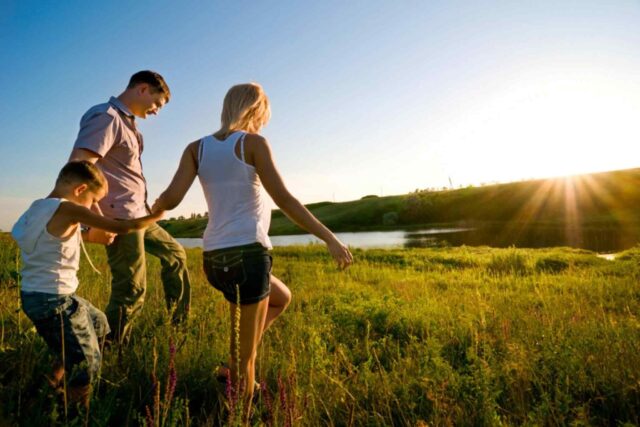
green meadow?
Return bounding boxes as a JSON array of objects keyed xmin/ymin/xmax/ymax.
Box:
[{"xmin": 1, "ymin": 233, "xmax": 639, "ymax": 426}]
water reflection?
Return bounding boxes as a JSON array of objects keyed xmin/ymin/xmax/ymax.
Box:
[
  {"xmin": 178, "ymin": 228, "xmax": 469, "ymax": 249},
  {"xmin": 405, "ymin": 225, "xmax": 640, "ymax": 252},
  {"xmin": 177, "ymin": 225, "xmax": 640, "ymax": 252}
]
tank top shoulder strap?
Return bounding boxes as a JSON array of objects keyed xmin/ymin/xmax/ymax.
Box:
[
  {"xmin": 227, "ymin": 131, "xmax": 247, "ymax": 162},
  {"xmin": 239, "ymin": 132, "xmax": 247, "ymax": 162}
]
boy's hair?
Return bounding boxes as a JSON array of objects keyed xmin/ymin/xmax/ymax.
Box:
[
  {"xmin": 56, "ymin": 161, "xmax": 107, "ymax": 192},
  {"xmin": 127, "ymin": 70, "xmax": 171, "ymax": 102}
]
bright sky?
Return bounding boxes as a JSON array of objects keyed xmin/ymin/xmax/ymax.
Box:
[{"xmin": 2, "ymin": 0, "xmax": 640, "ymax": 230}]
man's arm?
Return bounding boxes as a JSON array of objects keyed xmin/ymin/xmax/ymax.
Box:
[
  {"xmin": 69, "ymin": 147, "xmax": 116, "ymax": 243},
  {"xmin": 68, "ymin": 148, "xmax": 114, "ymax": 243},
  {"xmin": 70, "ymin": 110, "xmax": 118, "ymax": 243},
  {"xmin": 71, "ymin": 111, "xmax": 116, "ymax": 160},
  {"xmin": 69, "ymin": 148, "xmax": 101, "ymax": 163}
]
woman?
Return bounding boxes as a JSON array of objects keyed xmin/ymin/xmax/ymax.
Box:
[{"xmin": 152, "ymin": 83, "xmax": 353, "ymax": 411}]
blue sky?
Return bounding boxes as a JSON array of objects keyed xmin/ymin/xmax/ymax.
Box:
[{"xmin": 2, "ymin": 0, "xmax": 640, "ymax": 230}]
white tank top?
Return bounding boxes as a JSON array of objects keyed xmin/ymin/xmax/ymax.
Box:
[
  {"xmin": 12, "ymin": 198, "xmax": 80, "ymax": 295},
  {"xmin": 197, "ymin": 131, "xmax": 272, "ymax": 251}
]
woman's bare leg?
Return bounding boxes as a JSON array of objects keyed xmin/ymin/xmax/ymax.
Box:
[
  {"xmin": 263, "ymin": 274, "xmax": 291, "ymax": 332},
  {"xmin": 222, "ymin": 276, "xmax": 290, "ymax": 417},
  {"xmin": 228, "ymin": 298, "xmax": 269, "ymax": 415}
]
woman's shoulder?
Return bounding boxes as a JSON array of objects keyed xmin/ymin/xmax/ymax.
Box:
[
  {"xmin": 243, "ymin": 133, "xmax": 268, "ymax": 147},
  {"xmin": 186, "ymin": 139, "xmax": 201, "ymax": 150}
]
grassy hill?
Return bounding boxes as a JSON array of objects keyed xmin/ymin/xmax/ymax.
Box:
[{"xmin": 159, "ymin": 167, "xmax": 640, "ymax": 237}]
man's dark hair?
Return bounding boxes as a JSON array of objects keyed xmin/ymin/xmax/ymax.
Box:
[
  {"xmin": 127, "ymin": 70, "xmax": 171, "ymax": 102},
  {"xmin": 56, "ymin": 161, "xmax": 107, "ymax": 192}
]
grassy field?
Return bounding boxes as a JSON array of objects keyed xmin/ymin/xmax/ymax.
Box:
[{"xmin": 1, "ymin": 233, "xmax": 640, "ymax": 425}]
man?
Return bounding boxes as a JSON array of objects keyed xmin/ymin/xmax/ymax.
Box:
[{"xmin": 69, "ymin": 70, "xmax": 190, "ymax": 343}]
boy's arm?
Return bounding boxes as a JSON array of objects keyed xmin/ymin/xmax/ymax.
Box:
[
  {"xmin": 59, "ymin": 202, "xmax": 163, "ymax": 234},
  {"xmin": 82, "ymin": 201, "xmax": 117, "ymax": 244}
]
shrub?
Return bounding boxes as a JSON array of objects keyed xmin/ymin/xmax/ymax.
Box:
[
  {"xmin": 487, "ymin": 249, "xmax": 530, "ymax": 276},
  {"xmin": 617, "ymin": 246, "xmax": 640, "ymax": 262},
  {"xmin": 535, "ymin": 257, "xmax": 570, "ymax": 273}
]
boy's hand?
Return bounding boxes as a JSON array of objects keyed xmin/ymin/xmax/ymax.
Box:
[{"xmin": 84, "ymin": 228, "xmax": 116, "ymax": 245}]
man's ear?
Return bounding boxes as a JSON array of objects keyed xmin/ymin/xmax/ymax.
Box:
[
  {"xmin": 138, "ymin": 83, "xmax": 149, "ymax": 96},
  {"xmin": 74, "ymin": 183, "xmax": 89, "ymax": 196}
]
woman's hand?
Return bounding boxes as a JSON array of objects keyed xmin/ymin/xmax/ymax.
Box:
[{"xmin": 326, "ymin": 238, "xmax": 353, "ymax": 269}]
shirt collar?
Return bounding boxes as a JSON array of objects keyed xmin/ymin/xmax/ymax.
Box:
[{"xmin": 109, "ymin": 96, "xmax": 135, "ymax": 118}]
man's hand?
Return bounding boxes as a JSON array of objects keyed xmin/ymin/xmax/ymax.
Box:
[
  {"xmin": 151, "ymin": 198, "xmax": 168, "ymax": 215},
  {"xmin": 84, "ymin": 228, "xmax": 117, "ymax": 245}
]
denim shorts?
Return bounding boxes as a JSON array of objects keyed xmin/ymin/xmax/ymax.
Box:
[
  {"xmin": 20, "ymin": 291, "xmax": 110, "ymax": 386},
  {"xmin": 203, "ymin": 243, "xmax": 272, "ymax": 305}
]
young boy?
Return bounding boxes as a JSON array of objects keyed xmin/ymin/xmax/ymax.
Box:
[{"xmin": 11, "ymin": 161, "xmax": 163, "ymax": 407}]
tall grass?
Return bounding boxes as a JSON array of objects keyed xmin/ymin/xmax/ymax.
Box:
[{"xmin": 1, "ymin": 233, "xmax": 639, "ymax": 425}]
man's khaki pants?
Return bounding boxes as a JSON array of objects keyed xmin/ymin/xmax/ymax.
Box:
[{"xmin": 105, "ymin": 223, "xmax": 191, "ymax": 342}]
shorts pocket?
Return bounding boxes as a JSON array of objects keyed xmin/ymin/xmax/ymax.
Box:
[{"xmin": 204, "ymin": 252, "xmax": 247, "ymax": 296}]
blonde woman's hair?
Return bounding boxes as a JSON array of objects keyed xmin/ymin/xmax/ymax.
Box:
[{"xmin": 214, "ymin": 83, "xmax": 271, "ymax": 139}]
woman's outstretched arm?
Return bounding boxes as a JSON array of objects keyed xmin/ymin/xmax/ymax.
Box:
[
  {"xmin": 152, "ymin": 141, "xmax": 199, "ymax": 212},
  {"xmin": 248, "ymin": 134, "xmax": 353, "ymax": 268}
]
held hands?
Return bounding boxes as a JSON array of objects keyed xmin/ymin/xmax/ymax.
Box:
[
  {"xmin": 149, "ymin": 208, "xmax": 165, "ymax": 221},
  {"xmin": 151, "ymin": 197, "xmax": 165, "ymax": 214},
  {"xmin": 326, "ymin": 238, "xmax": 353, "ymax": 269}
]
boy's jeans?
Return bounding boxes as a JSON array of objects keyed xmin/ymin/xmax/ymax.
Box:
[{"xmin": 21, "ymin": 291, "xmax": 110, "ymax": 386}]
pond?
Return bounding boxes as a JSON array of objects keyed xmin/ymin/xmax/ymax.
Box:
[
  {"xmin": 177, "ymin": 228, "xmax": 470, "ymax": 249},
  {"xmin": 177, "ymin": 224, "xmax": 639, "ymax": 253}
]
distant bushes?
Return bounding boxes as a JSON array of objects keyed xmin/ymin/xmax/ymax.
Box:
[{"xmin": 382, "ymin": 211, "xmax": 399, "ymax": 225}]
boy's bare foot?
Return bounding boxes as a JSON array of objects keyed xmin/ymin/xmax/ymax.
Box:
[
  {"xmin": 67, "ymin": 384, "xmax": 91, "ymax": 410},
  {"xmin": 45, "ymin": 360, "xmax": 65, "ymax": 390}
]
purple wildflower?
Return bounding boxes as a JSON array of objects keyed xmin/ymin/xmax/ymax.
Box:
[
  {"xmin": 277, "ymin": 373, "xmax": 291, "ymax": 427},
  {"xmin": 145, "ymin": 405, "xmax": 154, "ymax": 427},
  {"xmin": 261, "ymin": 381, "xmax": 273, "ymax": 426},
  {"xmin": 226, "ymin": 370, "xmax": 237, "ymax": 422}
]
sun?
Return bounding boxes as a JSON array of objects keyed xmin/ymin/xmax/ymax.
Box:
[{"xmin": 434, "ymin": 69, "xmax": 640, "ymax": 186}]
